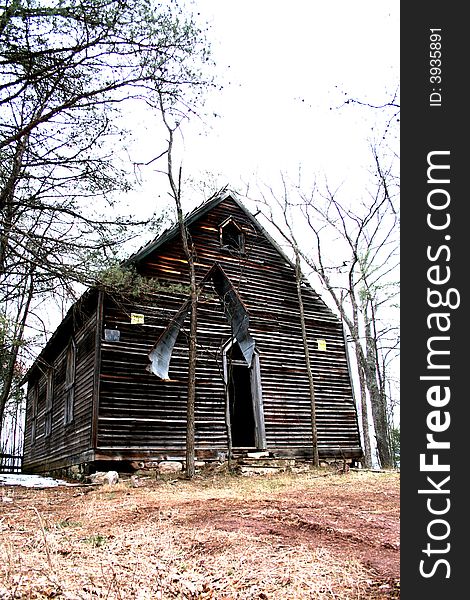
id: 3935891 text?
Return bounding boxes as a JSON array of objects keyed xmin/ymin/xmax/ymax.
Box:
[{"xmin": 429, "ymin": 28, "xmax": 442, "ymax": 108}]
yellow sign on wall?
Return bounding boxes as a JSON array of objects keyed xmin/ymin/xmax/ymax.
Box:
[
  {"xmin": 317, "ymin": 339, "xmax": 327, "ymax": 351},
  {"xmin": 130, "ymin": 313, "xmax": 145, "ymax": 325}
]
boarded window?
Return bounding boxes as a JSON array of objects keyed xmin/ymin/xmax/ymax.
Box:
[
  {"xmin": 44, "ymin": 369, "xmax": 54, "ymax": 437},
  {"xmin": 220, "ymin": 218, "xmax": 244, "ymax": 252},
  {"xmin": 64, "ymin": 340, "xmax": 76, "ymax": 424}
]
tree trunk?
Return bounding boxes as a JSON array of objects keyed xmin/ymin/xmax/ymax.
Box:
[
  {"xmin": 160, "ymin": 98, "xmax": 198, "ymax": 479},
  {"xmin": 348, "ymin": 292, "xmax": 373, "ymax": 468},
  {"xmin": 185, "ymin": 258, "xmax": 197, "ymax": 479},
  {"xmin": 364, "ymin": 320, "xmax": 393, "ymax": 468},
  {"xmin": 295, "ymin": 251, "xmax": 319, "ymax": 467},
  {"xmin": 354, "ymin": 343, "xmax": 373, "ymax": 468},
  {"xmin": 0, "ymin": 273, "xmax": 34, "ymax": 429}
]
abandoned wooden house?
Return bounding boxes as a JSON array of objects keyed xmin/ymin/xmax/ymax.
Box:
[{"xmin": 21, "ymin": 191, "xmax": 363, "ymax": 474}]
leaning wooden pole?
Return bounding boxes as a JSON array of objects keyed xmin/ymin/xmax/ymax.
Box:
[
  {"xmin": 294, "ymin": 250, "xmax": 319, "ymax": 467},
  {"xmin": 160, "ymin": 95, "xmax": 197, "ymax": 478},
  {"xmin": 185, "ymin": 259, "xmax": 198, "ymax": 479}
]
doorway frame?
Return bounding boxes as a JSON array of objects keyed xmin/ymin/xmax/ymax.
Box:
[{"xmin": 222, "ymin": 338, "xmax": 267, "ymax": 450}]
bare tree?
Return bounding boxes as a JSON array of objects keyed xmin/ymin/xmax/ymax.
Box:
[
  {"xmin": 157, "ymin": 93, "xmax": 198, "ymax": 479},
  {"xmin": 255, "ymin": 144, "xmax": 399, "ymax": 469},
  {"xmin": 257, "ymin": 180, "xmax": 319, "ymax": 467},
  {"xmin": 0, "ymin": 267, "xmax": 35, "ymax": 427},
  {"xmin": 0, "ymin": 0, "xmax": 213, "ymax": 429},
  {"xmin": 297, "ymin": 147, "xmax": 399, "ymax": 468}
]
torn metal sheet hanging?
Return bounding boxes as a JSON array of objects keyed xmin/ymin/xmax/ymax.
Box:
[
  {"xmin": 147, "ymin": 263, "xmax": 255, "ymax": 379},
  {"xmin": 209, "ymin": 265, "xmax": 255, "ymax": 366},
  {"xmin": 147, "ymin": 300, "xmax": 190, "ymax": 379}
]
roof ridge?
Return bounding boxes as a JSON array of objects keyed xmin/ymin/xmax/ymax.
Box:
[{"xmin": 126, "ymin": 187, "xmax": 241, "ymax": 265}]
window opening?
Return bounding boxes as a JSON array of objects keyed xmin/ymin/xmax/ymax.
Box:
[
  {"xmin": 64, "ymin": 340, "xmax": 76, "ymax": 424},
  {"xmin": 45, "ymin": 369, "xmax": 53, "ymax": 437},
  {"xmin": 30, "ymin": 384, "xmax": 38, "ymax": 444},
  {"xmin": 220, "ymin": 218, "xmax": 244, "ymax": 252}
]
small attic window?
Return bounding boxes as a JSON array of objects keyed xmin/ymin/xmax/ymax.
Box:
[{"xmin": 220, "ymin": 218, "xmax": 244, "ymax": 252}]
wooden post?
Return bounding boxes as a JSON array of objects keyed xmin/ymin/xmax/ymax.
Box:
[{"xmin": 295, "ymin": 250, "xmax": 319, "ymax": 467}]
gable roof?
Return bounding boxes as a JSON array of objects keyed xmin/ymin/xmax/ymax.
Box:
[
  {"xmin": 22, "ymin": 189, "xmax": 311, "ymax": 384},
  {"xmin": 126, "ymin": 188, "xmax": 296, "ymax": 271}
]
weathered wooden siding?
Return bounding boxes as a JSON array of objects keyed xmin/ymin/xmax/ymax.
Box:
[
  {"xmin": 22, "ymin": 310, "xmax": 98, "ymax": 472},
  {"xmin": 97, "ymin": 291, "xmax": 226, "ymax": 456},
  {"xmin": 97, "ymin": 196, "xmax": 361, "ymax": 460}
]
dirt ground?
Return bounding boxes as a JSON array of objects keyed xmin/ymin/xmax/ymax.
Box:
[{"xmin": 0, "ymin": 468, "xmax": 399, "ymax": 599}]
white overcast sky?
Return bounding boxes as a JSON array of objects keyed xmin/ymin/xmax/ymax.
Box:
[
  {"xmin": 29, "ymin": 1, "xmax": 401, "ymax": 433},
  {"xmin": 127, "ymin": 0, "xmax": 399, "ymax": 215},
  {"xmin": 120, "ymin": 1, "xmax": 400, "ymax": 434}
]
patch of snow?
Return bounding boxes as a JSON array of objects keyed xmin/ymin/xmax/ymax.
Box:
[{"xmin": 0, "ymin": 473, "xmax": 72, "ymax": 488}]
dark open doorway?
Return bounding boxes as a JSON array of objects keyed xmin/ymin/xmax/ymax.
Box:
[
  {"xmin": 224, "ymin": 340, "xmax": 266, "ymax": 449},
  {"xmin": 228, "ymin": 363, "xmax": 256, "ymax": 447}
]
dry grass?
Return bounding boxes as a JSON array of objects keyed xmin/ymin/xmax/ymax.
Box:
[{"xmin": 0, "ymin": 469, "xmax": 399, "ymax": 599}]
